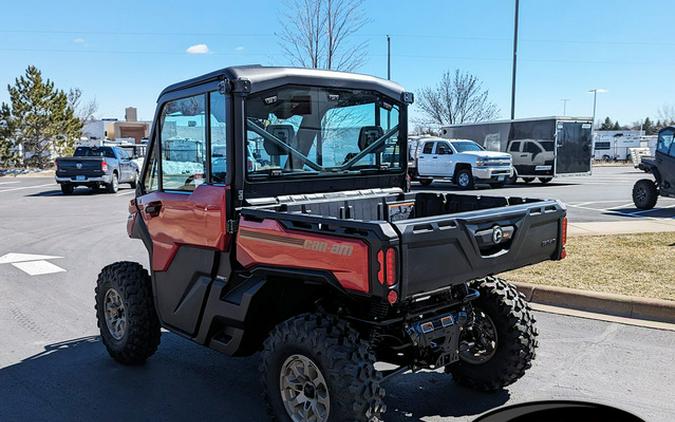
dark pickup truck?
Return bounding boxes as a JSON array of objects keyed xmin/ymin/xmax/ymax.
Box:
[
  {"xmin": 95, "ymin": 66, "xmax": 568, "ymax": 421},
  {"xmin": 55, "ymin": 146, "xmax": 139, "ymax": 194}
]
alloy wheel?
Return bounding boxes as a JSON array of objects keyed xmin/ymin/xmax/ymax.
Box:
[
  {"xmin": 459, "ymin": 310, "xmax": 498, "ymax": 364},
  {"xmin": 104, "ymin": 288, "xmax": 127, "ymax": 340},
  {"xmin": 279, "ymin": 354, "xmax": 330, "ymax": 422}
]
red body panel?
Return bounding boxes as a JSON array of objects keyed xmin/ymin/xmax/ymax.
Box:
[
  {"xmin": 135, "ymin": 184, "xmax": 229, "ymax": 271},
  {"xmin": 236, "ymin": 218, "xmax": 370, "ymax": 293}
]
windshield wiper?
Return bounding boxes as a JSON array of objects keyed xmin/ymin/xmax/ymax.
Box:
[
  {"xmin": 339, "ymin": 125, "xmax": 399, "ymax": 171},
  {"xmin": 246, "ymin": 119, "xmax": 325, "ymax": 172}
]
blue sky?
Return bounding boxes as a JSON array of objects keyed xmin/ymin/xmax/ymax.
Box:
[{"xmin": 1, "ymin": 0, "xmax": 674, "ymax": 125}]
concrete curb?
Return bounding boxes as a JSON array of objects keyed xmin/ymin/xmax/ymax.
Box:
[{"xmin": 512, "ymin": 281, "xmax": 675, "ymax": 324}]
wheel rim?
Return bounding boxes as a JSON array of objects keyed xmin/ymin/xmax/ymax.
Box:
[
  {"xmin": 635, "ymin": 186, "xmax": 646, "ymax": 203},
  {"xmin": 459, "ymin": 310, "xmax": 498, "ymax": 364},
  {"xmin": 104, "ymin": 288, "xmax": 127, "ymax": 340},
  {"xmin": 458, "ymin": 173, "xmax": 470, "ymax": 187},
  {"xmin": 279, "ymin": 354, "xmax": 330, "ymax": 422}
]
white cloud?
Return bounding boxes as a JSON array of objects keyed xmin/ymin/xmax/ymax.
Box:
[
  {"xmin": 235, "ymin": 46, "xmax": 245, "ymax": 51},
  {"xmin": 73, "ymin": 38, "xmax": 86, "ymax": 44},
  {"xmin": 186, "ymin": 43, "xmax": 209, "ymax": 54}
]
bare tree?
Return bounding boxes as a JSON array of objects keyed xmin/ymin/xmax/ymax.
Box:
[
  {"xmin": 657, "ymin": 104, "xmax": 675, "ymax": 125},
  {"xmin": 67, "ymin": 88, "xmax": 98, "ymax": 122},
  {"xmin": 416, "ymin": 70, "xmax": 499, "ymax": 127},
  {"xmin": 278, "ymin": 0, "xmax": 368, "ymax": 71}
]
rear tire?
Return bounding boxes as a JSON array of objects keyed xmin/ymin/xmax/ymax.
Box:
[
  {"xmin": 447, "ymin": 276, "xmax": 538, "ymax": 391},
  {"xmin": 419, "ymin": 179, "xmax": 433, "ymax": 186},
  {"xmin": 521, "ymin": 177, "xmax": 534, "ymax": 184},
  {"xmin": 106, "ymin": 172, "xmax": 119, "ymax": 193},
  {"xmin": 489, "ymin": 182, "xmax": 505, "ymax": 189},
  {"xmin": 632, "ymin": 179, "xmax": 658, "ymax": 210},
  {"xmin": 455, "ymin": 168, "xmax": 475, "ymax": 190},
  {"xmin": 60, "ymin": 184, "xmax": 74, "ymax": 195},
  {"xmin": 260, "ymin": 313, "xmax": 385, "ymax": 422},
  {"xmin": 538, "ymin": 177, "xmax": 552, "ymax": 184},
  {"xmin": 129, "ymin": 171, "xmax": 139, "ymax": 189},
  {"xmin": 95, "ymin": 261, "xmax": 161, "ymax": 365}
]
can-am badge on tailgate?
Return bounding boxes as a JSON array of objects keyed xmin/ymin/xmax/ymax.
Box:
[{"xmin": 492, "ymin": 226, "xmax": 504, "ymax": 244}]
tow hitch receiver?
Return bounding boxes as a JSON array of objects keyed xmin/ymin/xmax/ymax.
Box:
[{"xmin": 406, "ymin": 309, "xmax": 469, "ymax": 368}]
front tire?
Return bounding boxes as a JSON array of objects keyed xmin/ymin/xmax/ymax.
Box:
[
  {"xmin": 419, "ymin": 178, "xmax": 433, "ymax": 186},
  {"xmin": 455, "ymin": 168, "xmax": 475, "ymax": 190},
  {"xmin": 95, "ymin": 261, "xmax": 161, "ymax": 365},
  {"xmin": 129, "ymin": 171, "xmax": 139, "ymax": 189},
  {"xmin": 521, "ymin": 177, "xmax": 534, "ymax": 184},
  {"xmin": 538, "ymin": 177, "xmax": 552, "ymax": 184},
  {"xmin": 489, "ymin": 182, "xmax": 505, "ymax": 189},
  {"xmin": 632, "ymin": 179, "xmax": 658, "ymax": 210},
  {"xmin": 447, "ymin": 276, "xmax": 538, "ymax": 391},
  {"xmin": 260, "ymin": 313, "xmax": 385, "ymax": 422}
]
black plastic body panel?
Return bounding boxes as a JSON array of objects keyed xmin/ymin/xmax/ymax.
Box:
[{"xmin": 393, "ymin": 200, "xmax": 565, "ymax": 298}]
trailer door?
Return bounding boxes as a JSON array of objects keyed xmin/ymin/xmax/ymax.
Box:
[{"xmin": 555, "ymin": 121, "xmax": 592, "ymax": 175}]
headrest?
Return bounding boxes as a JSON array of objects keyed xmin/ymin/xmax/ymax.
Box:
[
  {"xmin": 358, "ymin": 126, "xmax": 385, "ymax": 152},
  {"xmin": 264, "ymin": 124, "xmax": 295, "ymax": 156}
]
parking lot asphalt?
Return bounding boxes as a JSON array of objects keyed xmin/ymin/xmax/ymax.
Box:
[
  {"xmin": 413, "ymin": 165, "xmax": 675, "ymax": 223},
  {"xmin": 0, "ymin": 168, "xmax": 674, "ymax": 422}
]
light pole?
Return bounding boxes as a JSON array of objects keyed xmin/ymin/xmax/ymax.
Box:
[
  {"xmin": 560, "ymin": 98, "xmax": 570, "ymax": 115},
  {"xmin": 588, "ymin": 88, "xmax": 607, "ymax": 129},
  {"xmin": 386, "ymin": 35, "xmax": 391, "ymax": 80},
  {"xmin": 510, "ymin": 0, "xmax": 519, "ymax": 120}
]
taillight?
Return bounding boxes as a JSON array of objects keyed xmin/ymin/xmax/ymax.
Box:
[
  {"xmin": 385, "ymin": 247, "xmax": 396, "ymax": 287},
  {"xmin": 377, "ymin": 247, "xmax": 399, "ymax": 303},
  {"xmin": 101, "ymin": 160, "xmax": 108, "ymax": 172},
  {"xmin": 560, "ymin": 216, "xmax": 568, "ymax": 259}
]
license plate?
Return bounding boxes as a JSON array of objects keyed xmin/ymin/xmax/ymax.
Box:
[
  {"xmin": 498, "ymin": 176, "xmax": 505, "ymax": 181},
  {"xmin": 76, "ymin": 176, "xmax": 86, "ymax": 181}
]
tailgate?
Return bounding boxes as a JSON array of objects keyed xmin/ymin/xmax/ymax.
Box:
[
  {"xmin": 56, "ymin": 157, "xmax": 104, "ymax": 176},
  {"xmin": 393, "ymin": 201, "xmax": 565, "ymax": 298}
]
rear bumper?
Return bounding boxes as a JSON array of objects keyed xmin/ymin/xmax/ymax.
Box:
[
  {"xmin": 473, "ymin": 166, "xmax": 513, "ymax": 180},
  {"xmin": 56, "ymin": 175, "xmax": 112, "ymax": 184}
]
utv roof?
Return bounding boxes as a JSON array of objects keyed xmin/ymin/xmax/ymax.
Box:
[
  {"xmin": 442, "ymin": 116, "xmax": 593, "ymax": 128},
  {"xmin": 159, "ymin": 65, "xmax": 408, "ymax": 101}
]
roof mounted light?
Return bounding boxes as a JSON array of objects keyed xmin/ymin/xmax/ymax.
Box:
[{"xmin": 401, "ymin": 91, "xmax": 414, "ymax": 104}]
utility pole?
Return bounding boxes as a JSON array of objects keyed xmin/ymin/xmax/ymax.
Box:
[
  {"xmin": 510, "ymin": 0, "xmax": 519, "ymax": 120},
  {"xmin": 386, "ymin": 35, "xmax": 391, "ymax": 80},
  {"xmin": 561, "ymin": 98, "xmax": 570, "ymax": 115}
]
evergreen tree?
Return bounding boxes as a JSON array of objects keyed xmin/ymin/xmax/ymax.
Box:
[
  {"xmin": 612, "ymin": 121, "xmax": 621, "ymax": 130},
  {"xmin": 643, "ymin": 117, "xmax": 655, "ymax": 135},
  {"xmin": 600, "ymin": 117, "xmax": 614, "ymax": 130},
  {"xmin": 6, "ymin": 65, "xmax": 82, "ymax": 168},
  {"xmin": 0, "ymin": 103, "xmax": 18, "ymax": 166}
]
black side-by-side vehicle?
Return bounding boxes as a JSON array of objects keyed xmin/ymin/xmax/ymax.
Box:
[
  {"xmin": 95, "ymin": 65, "xmax": 568, "ymax": 421},
  {"xmin": 633, "ymin": 126, "xmax": 675, "ymax": 209}
]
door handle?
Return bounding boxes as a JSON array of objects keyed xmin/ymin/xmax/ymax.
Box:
[
  {"xmin": 145, "ymin": 201, "xmax": 162, "ymax": 217},
  {"xmin": 520, "ymin": 154, "xmax": 528, "ymax": 157},
  {"xmin": 432, "ymin": 156, "xmax": 438, "ymax": 159}
]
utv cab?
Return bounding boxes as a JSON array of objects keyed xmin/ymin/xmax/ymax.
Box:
[
  {"xmin": 95, "ymin": 65, "xmax": 567, "ymax": 422},
  {"xmin": 633, "ymin": 126, "xmax": 675, "ymax": 209}
]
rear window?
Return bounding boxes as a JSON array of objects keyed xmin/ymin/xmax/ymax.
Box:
[
  {"xmin": 451, "ymin": 141, "xmax": 483, "ymax": 152},
  {"xmin": 74, "ymin": 147, "xmax": 115, "ymax": 158},
  {"xmin": 422, "ymin": 142, "xmax": 434, "ymax": 154}
]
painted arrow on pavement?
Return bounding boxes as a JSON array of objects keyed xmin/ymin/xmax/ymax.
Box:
[{"xmin": 0, "ymin": 253, "xmax": 66, "ymax": 276}]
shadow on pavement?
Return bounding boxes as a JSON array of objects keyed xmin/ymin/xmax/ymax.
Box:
[
  {"xmin": 603, "ymin": 207, "xmax": 675, "ymax": 219},
  {"xmin": 0, "ymin": 334, "xmax": 509, "ymax": 422},
  {"xmin": 412, "ymin": 182, "xmax": 577, "ymax": 192},
  {"xmin": 26, "ymin": 187, "xmax": 133, "ymax": 197}
]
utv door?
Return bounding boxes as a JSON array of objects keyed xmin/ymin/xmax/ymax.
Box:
[
  {"xmin": 136, "ymin": 90, "xmax": 229, "ymax": 336},
  {"xmin": 555, "ymin": 121, "xmax": 593, "ymax": 175},
  {"xmin": 655, "ymin": 127, "xmax": 675, "ymax": 195}
]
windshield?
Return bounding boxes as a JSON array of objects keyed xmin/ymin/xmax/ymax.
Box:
[
  {"xmin": 245, "ymin": 86, "xmax": 402, "ymax": 179},
  {"xmin": 450, "ymin": 141, "xmax": 483, "ymax": 152}
]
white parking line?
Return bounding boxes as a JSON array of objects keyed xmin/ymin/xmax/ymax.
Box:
[
  {"xmin": 0, "ymin": 181, "xmax": 21, "ymax": 185},
  {"xmin": 115, "ymin": 190, "xmax": 136, "ymax": 196},
  {"xmin": 11, "ymin": 260, "xmax": 66, "ymax": 276},
  {"xmin": 0, "ymin": 183, "xmax": 54, "ymax": 193}
]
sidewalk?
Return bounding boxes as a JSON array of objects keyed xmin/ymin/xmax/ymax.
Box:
[{"xmin": 569, "ymin": 220, "xmax": 675, "ymax": 236}]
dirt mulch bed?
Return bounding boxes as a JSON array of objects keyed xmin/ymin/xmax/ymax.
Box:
[{"xmin": 502, "ymin": 232, "xmax": 675, "ymax": 301}]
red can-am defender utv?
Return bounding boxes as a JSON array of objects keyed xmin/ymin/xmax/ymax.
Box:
[{"xmin": 96, "ymin": 66, "xmax": 567, "ymax": 421}]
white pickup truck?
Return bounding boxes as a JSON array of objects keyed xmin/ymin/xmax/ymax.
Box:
[{"xmin": 411, "ymin": 138, "xmax": 513, "ymax": 189}]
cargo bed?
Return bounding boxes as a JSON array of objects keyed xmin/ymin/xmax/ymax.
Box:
[{"xmin": 240, "ymin": 188, "xmax": 566, "ymax": 300}]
